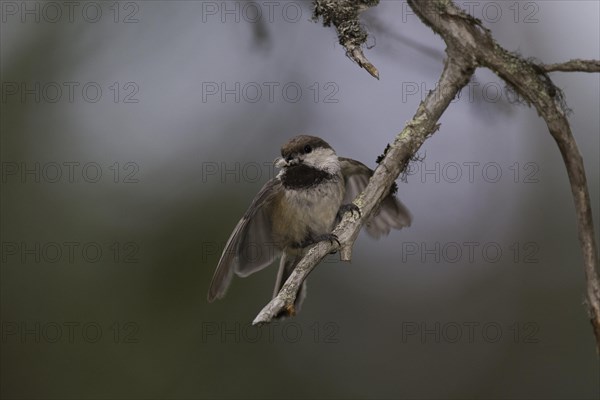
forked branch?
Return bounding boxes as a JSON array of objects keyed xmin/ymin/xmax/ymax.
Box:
[{"xmin": 256, "ymin": 0, "xmax": 600, "ymax": 353}]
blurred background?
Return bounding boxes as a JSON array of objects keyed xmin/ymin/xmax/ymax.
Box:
[{"xmin": 1, "ymin": 0, "xmax": 599, "ymax": 398}]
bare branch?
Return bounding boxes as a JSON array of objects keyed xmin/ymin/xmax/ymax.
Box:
[
  {"xmin": 312, "ymin": 0, "xmax": 380, "ymax": 79},
  {"xmin": 408, "ymin": 0, "xmax": 600, "ymax": 351},
  {"xmin": 348, "ymin": 47, "xmax": 380, "ymax": 80},
  {"xmin": 256, "ymin": 0, "xmax": 600, "ymax": 352},
  {"xmin": 541, "ymin": 59, "xmax": 600, "ymax": 73}
]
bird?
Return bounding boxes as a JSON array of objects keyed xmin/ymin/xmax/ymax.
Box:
[{"xmin": 207, "ymin": 135, "xmax": 411, "ymax": 317}]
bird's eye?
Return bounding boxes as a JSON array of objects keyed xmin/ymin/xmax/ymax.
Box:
[{"xmin": 304, "ymin": 145, "xmax": 312, "ymax": 154}]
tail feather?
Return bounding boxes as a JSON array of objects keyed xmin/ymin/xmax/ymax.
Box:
[{"xmin": 273, "ymin": 253, "xmax": 307, "ymax": 318}]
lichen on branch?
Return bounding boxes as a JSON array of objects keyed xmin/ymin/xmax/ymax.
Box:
[{"xmin": 313, "ymin": 0, "xmax": 380, "ymax": 79}]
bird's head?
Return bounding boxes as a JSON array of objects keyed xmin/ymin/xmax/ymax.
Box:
[{"xmin": 274, "ymin": 135, "xmax": 339, "ymax": 174}]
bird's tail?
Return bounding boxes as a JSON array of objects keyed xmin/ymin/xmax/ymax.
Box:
[{"xmin": 272, "ymin": 252, "xmax": 307, "ymax": 318}]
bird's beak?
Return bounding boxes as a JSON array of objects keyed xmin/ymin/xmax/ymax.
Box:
[{"xmin": 274, "ymin": 157, "xmax": 287, "ymax": 169}]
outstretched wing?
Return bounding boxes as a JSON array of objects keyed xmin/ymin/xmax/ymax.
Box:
[
  {"xmin": 207, "ymin": 179, "xmax": 282, "ymax": 302},
  {"xmin": 339, "ymin": 157, "xmax": 412, "ymax": 238}
]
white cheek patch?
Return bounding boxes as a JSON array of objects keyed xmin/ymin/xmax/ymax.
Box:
[{"xmin": 302, "ymin": 148, "xmax": 340, "ymax": 175}]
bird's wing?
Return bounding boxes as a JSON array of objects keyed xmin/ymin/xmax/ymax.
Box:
[
  {"xmin": 207, "ymin": 179, "xmax": 282, "ymax": 302},
  {"xmin": 339, "ymin": 157, "xmax": 412, "ymax": 239}
]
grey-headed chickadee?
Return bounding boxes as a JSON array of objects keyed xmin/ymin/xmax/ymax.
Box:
[{"xmin": 207, "ymin": 135, "xmax": 411, "ymax": 316}]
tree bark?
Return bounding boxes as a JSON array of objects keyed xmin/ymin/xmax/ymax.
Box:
[{"xmin": 255, "ymin": 0, "xmax": 600, "ymax": 353}]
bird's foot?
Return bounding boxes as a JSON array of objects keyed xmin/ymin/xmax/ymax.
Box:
[
  {"xmin": 275, "ymin": 303, "xmax": 296, "ymax": 319},
  {"xmin": 337, "ymin": 203, "xmax": 361, "ymax": 220},
  {"xmin": 300, "ymin": 233, "xmax": 341, "ymax": 249},
  {"xmin": 285, "ymin": 304, "xmax": 296, "ymax": 316}
]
